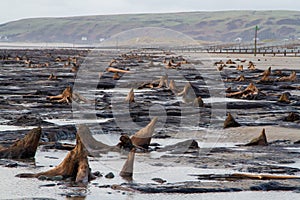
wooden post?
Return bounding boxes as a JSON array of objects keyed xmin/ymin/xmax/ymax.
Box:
[{"xmin": 254, "ymin": 25, "xmax": 259, "ymax": 56}]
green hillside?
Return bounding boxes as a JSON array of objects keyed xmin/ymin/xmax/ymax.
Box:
[{"xmin": 0, "ymin": 10, "xmax": 300, "ymax": 43}]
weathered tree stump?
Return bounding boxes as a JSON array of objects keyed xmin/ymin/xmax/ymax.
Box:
[
  {"xmin": 119, "ymin": 148, "xmax": 136, "ymax": 180},
  {"xmin": 47, "ymin": 86, "xmax": 72, "ymax": 104},
  {"xmin": 48, "ymin": 73, "xmax": 57, "ymax": 80},
  {"xmin": 156, "ymin": 75, "xmax": 168, "ymax": 88},
  {"xmin": 277, "ymin": 71, "xmax": 296, "ymax": 82},
  {"xmin": 278, "ymin": 93, "xmax": 290, "ymax": 103},
  {"xmin": 17, "ymin": 133, "xmax": 95, "ymax": 185},
  {"xmin": 177, "ymin": 82, "xmax": 191, "ymax": 96},
  {"xmin": 283, "ymin": 112, "xmax": 300, "ymax": 122},
  {"xmin": 193, "ymin": 96, "xmax": 204, "ymax": 107},
  {"xmin": 125, "ymin": 88, "xmax": 135, "ymax": 103},
  {"xmin": 226, "ymin": 82, "xmax": 259, "ymax": 98},
  {"xmin": 131, "ymin": 117, "xmax": 158, "ymax": 149},
  {"xmin": 258, "ymin": 74, "xmax": 273, "ymax": 83},
  {"xmin": 236, "ymin": 65, "xmax": 243, "ymax": 71},
  {"xmin": 169, "ymin": 79, "xmax": 179, "ymax": 94},
  {"xmin": 245, "ymin": 128, "xmax": 268, "ymax": 146},
  {"xmin": 248, "ymin": 61, "xmax": 256, "ymax": 70},
  {"xmin": 260, "ymin": 66, "xmax": 271, "ymax": 77},
  {"xmin": 76, "ymin": 124, "xmax": 119, "ymax": 155},
  {"xmin": 223, "ymin": 113, "xmax": 241, "ymax": 128},
  {"xmin": 235, "ymin": 74, "xmax": 246, "ymax": 82},
  {"xmin": 0, "ymin": 127, "xmax": 41, "ymax": 159}
]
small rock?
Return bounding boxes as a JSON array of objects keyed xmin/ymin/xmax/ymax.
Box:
[
  {"xmin": 38, "ymin": 175, "xmax": 48, "ymax": 181},
  {"xmin": 105, "ymin": 172, "xmax": 115, "ymax": 179},
  {"xmin": 98, "ymin": 185, "xmax": 111, "ymax": 188},
  {"xmin": 93, "ymin": 171, "xmax": 102, "ymax": 177},
  {"xmin": 151, "ymin": 178, "xmax": 167, "ymax": 184},
  {"xmin": 39, "ymin": 183, "xmax": 56, "ymax": 188},
  {"xmin": 5, "ymin": 163, "xmax": 18, "ymax": 168},
  {"xmin": 52, "ymin": 175, "xmax": 63, "ymax": 181}
]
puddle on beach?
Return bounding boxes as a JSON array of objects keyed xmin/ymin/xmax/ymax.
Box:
[
  {"xmin": 0, "ymin": 125, "xmax": 37, "ymax": 132},
  {"xmin": 44, "ymin": 118, "xmax": 113, "ymax": 126},
  {"xmin": 0, "ymin": 142, "xmax": 234, "ymax": 199},
  {"xmin": 1, "ymin": 146, "xmax": 299, "ymax": 199}
]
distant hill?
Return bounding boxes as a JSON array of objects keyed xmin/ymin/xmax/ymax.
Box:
[{"xmin": 0, "ymin": 10, "xmax": 300, "ymax": 44}]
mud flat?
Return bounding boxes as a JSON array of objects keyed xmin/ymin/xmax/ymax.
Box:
[{"xmin": 0, "ymin": 48, "xmax": 299, "ymax": 199}]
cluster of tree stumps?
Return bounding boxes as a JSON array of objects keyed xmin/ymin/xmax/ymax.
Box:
[{"xmin": 0, "ymin": 48, "xmax": 300, "ymax": 195}]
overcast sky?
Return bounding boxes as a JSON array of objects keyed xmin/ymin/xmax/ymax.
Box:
[{"xmin": 1, "ymin": 0, "xmax": 300, "ymax": 24}]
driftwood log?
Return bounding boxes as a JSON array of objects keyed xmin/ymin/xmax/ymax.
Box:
[
  {"xmin": 0, "ymin": 127, "xmax": 41, "ymax": 159},
  {"xmin": 196, "ymin": 173, "xmax": 300, "ymax": 181},
  {"xmin": 106, "ymin": 67, "xmax": 132, "ymax": 74}
]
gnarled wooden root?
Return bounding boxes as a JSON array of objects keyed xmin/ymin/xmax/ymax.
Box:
[
  {"xmin": 47, "ymin": 86, "xmax": 72, "ymax": 104},
  {"xmin": 226, "ymin": 82, "xmax": 259, "ymax": 99}
]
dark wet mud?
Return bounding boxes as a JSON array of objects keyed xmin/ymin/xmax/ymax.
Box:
[{"xmin": 0, "ymin": 48, "xmax": 299, "ymax": 198}]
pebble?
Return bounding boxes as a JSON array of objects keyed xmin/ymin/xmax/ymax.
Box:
[
  {"xmin": 52, "ymin": 175, "xmax": 63, "ymax": 181},
  {"xmin": 152, "ymin": 178, "xmax": 167, "ymax": 184},
  {"xmin": 105, "ymin": 172, "xmax": 115, "ymax": 179},
  {"xmin": 37, "ymin": 175, "xmax": 48, "ymax": 181}
]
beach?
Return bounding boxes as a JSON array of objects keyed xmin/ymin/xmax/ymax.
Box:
[{"xmin": 0, "ymin": 47, "xmax": 299, "ymax": 199}]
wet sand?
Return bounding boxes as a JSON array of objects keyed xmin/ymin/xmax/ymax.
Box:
[{"xmin": 0, "ymin": 48, "xmax": 299, "ymax": 199}]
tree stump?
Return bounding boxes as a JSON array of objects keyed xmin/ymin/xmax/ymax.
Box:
[
  {"xmin": 17, "ymin": 133, "xmax": 95, "ymax": 185},
  {"xmin": 283, "ymin": 112, "xmax": 300, "ymax": 122},
  {"xmin": 223, "ymin": 113, "xmax": 241, "ymax": 129},
  {"xmin": 245, "ymin": 128, "xmax": 268, "ymax": 146},
  {"xmin": 0, "ymin": 127, "xmax": 41, "ymax": 159},
  {"xmin": 261, "ymin": 66, "xmax": 271, "ymax": 77},
  {"xmin": 277, "ymin": 71, "xmax": 296, "ymax": 82},
  {"xmin": 278, "ymin": 93, "xmax": 290, "ymax": 103},
  {"xmin": 226, "ymin": 82, "xmax": 259, "ymax": 98},
  {"xmin": 47, "ymin": 86, "xmax": 72, "ymax": 104},
  {"xmin": 131, "ymin": 117, "xmax": 158, "ymax": 149},
  {"xmin": 76, "ymin": 124, "xmax": 119, "ymax": 155},
  {"xmin": 125, "ymin": 88, "xmax": 135, "ymax": 103},
  {"xmin": 169, "ymin": 79, "xmax": 179, "ymax": 94},
  {"xmin": 119, "ymin": 148, "xmax": 136, "ymax": 181}
]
